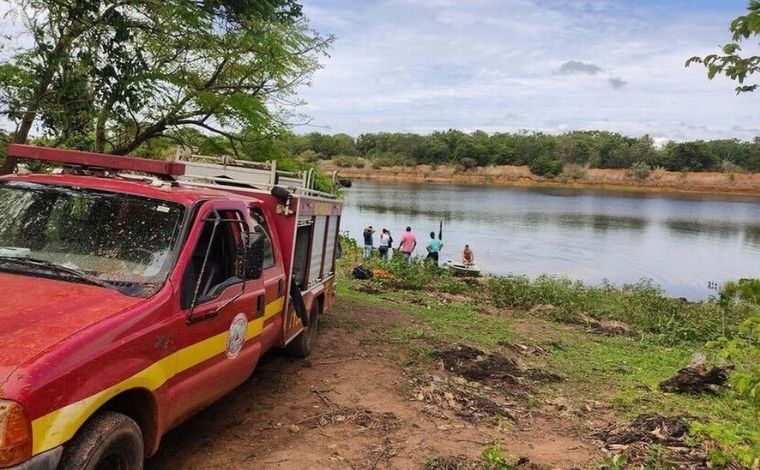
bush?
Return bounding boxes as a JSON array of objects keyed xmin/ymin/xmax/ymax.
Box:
[
  {"xmin": 628, "ymin": 161, "xmax": 651, "ymax": 180},
  {"xmin": 298, "ymin": 149, "xmax": 322, "ymax": 163},
  {"xmin": 720, "ymin": 160, "xmax": 744, "ymax": 174},
  {"xmin": 459, "ymin": 157, "xmax": 478, "ymax": 171},
  {"xmin": 529, "ymin": 157, "xmax": 563, "ymax": 177},
  {"xmin": 332, "ymin": 155, "xmax": 357, "ymax": 168},
  {"xmin": 562, "ymin": 164, "xmax": 586, "ymax": 180}
]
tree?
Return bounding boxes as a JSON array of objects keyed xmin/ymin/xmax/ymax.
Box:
[
  {"xmin": 0, "ymin": 0, "xmax": 331, "ymax": 172},
  {"xmin": 686, "ymin": 0, "xmax": 760, "ymax": 93},
  {"xmin": 664, "ymin": 141, "xmax": 717, "ymax": 172}
]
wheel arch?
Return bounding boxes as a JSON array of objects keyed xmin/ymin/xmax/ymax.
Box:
[{"xmin": 97, "ymin": 387, "xmax": 160, "ymax": 457}]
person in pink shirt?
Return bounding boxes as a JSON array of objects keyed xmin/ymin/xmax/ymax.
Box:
[{"xmin": 397, "ymin": 226, "xmax": 417, "ymax": 264}]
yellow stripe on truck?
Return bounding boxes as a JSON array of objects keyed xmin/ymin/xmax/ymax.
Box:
[{"xmin": 31, "ymin": 296, "xmax": 284, "ymax": 455}]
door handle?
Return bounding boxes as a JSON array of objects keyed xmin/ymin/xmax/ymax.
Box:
[{"xmin": 256, "ymin": 294, "xmax": 266, "ymax": 318}]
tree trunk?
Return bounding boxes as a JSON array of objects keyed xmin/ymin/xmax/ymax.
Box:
[
  {"xmin": 0, "ymin": 31, "xmax": 76, "ymax": 174},
  {"xmin": 109, "ymin": 119, "xmax": 168, "ymax": 155}
]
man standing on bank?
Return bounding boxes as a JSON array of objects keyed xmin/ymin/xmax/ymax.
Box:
[
  {"xmin": 426, "ymin": 231, "xmax": 442, "ymax": 265},
  {"xmin": 363, "ymin": 226, "xmax": 375, "ymax": 258},
  {"xmin": 398, "ymin": 226, "xmax": 417, "ymax": 264}
]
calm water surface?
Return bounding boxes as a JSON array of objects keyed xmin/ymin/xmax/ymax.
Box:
[{"xmin": 341, "ymin": 180, "xmax": 760, "ymax": 299}]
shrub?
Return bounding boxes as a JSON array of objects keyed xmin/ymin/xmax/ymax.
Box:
[
  {"xmin": 459, "ymin": 157, "xmax": 478, "ymax": 171},
  {"xmin": 628, "ymin": 161, "xmax": 651, "ymax": 180},
  {"xmin": 562, "ymin": 164, "xmax": 586, "ymax": 180},
  {"xmin": 529, "ymin": 157, "xmax": 563, "ymax": 177},
  {"xmin": 332, "ymin": 155, "xmax": 356, "ymax": 168},
  {"xmin": 298, "ymin": 149, "xmax": 322, "ymax": 163},
  {"xmin": 721, "ymin": 160, "xmax": 744, "ymax": 174}
]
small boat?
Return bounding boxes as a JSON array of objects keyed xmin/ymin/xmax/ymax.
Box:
[{"xmin": 443, "ymin": 260, "xmax": 481, "ymax": 277}]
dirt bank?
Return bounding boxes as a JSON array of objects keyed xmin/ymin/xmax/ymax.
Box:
[
  {"xmin": 322, "ymin": 162, "xmax": 760, "ymax": 196},
  {"xmin": 147, "ymin": 297, "xmax": 600, "ymax": 469}
]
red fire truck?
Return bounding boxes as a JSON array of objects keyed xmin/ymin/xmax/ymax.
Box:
[{"xmin": 0, "ymin": 145, "xmax": 342, "ymax": 469}]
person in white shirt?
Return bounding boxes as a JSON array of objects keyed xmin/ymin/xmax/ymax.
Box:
[{"xmin": 378, "ymin": 228, "xmax": 392, "ymax": 259}]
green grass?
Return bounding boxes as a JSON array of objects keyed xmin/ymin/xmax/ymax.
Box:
[
  {"xmin": 336, "ymin": 243, "xmax": 759, "ymax": 466},
  {"xmin": 340, "ymin": 286, "xmax": 516, "ymax": 347}
]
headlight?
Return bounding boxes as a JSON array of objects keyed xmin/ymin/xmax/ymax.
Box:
[{"xmin": 0, "ymin": 400, "xmax": 32, "ymax": 468}]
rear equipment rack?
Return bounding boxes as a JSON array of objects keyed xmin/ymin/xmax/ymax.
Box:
[{"xmin": 7, "ymin": 144, "xmax": 337, "ymax": 199}]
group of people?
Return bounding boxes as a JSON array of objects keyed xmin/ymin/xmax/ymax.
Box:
[{"xmin": 362, "ymin": 225, "xmax": 474, "ymax": 266}]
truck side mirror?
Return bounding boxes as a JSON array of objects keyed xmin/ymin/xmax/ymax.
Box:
[{"xmin": 243, "ymin": 232, "xmax": 265, "ymax": 279}]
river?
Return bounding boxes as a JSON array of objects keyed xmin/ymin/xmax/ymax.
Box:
[{"xmin": 340, "ymin": 180, "xmax": 760, "ymax": 299}]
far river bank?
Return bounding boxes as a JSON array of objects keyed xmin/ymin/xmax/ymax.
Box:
[{"xmin": 321, "ymin": 162, "xmax": 760, "ymax": 196}]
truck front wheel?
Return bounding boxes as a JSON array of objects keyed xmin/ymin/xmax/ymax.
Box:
[
  {"xmin": 286, "ymin": 301, "xmax": 320, "ymax": 358},
  {"xmin": 60, "ymin": 411, "xmax": 144, "ymax": 470}
]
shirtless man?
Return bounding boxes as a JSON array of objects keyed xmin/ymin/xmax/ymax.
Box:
[{"xmin": 462, "ymin": 244, "xmax": 474, "ymax": 265}]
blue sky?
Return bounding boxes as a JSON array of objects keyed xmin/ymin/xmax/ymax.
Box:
[{"xmin": 298, "ymin": 0, "xmax": 759, "ymax": 142}]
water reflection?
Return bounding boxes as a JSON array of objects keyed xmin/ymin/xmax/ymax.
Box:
[
  {"xmin": 342, "ymin": 181, "xmax": 760, "ymax": 299},
  {"xmin": 665, "ymin": 220, "xmax": 744, "ymax": 239}
]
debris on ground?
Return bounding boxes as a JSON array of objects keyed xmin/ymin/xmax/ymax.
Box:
[
  {"xmin": 424, "ymin": 455, "xmax": 480, "ymax": 470},
  {"xmin": 594, "ymin": 414, "xmax": 714, "ymax": 469},
  {"xmin": 588, "ymin": 320, "xmax": 637, "ymax": 337},
  {"xmin": 497, "ymin": 340, "xmax": 549, "ymax": 357},
  {"xmin": 573, "ymin": 313, "xmax": 638, "ymax": 337},
  {"xmin": 298, "ymin": 389, "xmax": 401, "ymax": 431},
  {"xmin": 597, "ymin": 413, "xmax": 689, "ymax": 446},
  {"xmin": 371, "ymin": 268, "xmax": 394, "ymax": 280},
  {"xmin": 355, "ymin": 284, "xmax": 383, "ymax": 294},
  {"xmin": 659, "ymin": 354, "xmax": 734, "ymax": 394},
  {"xmin": 411, "ymin": 374, "xmax": 517, "ymax": 423},
  {"xmin": 424, "ymin": 455, "xmax": 550, "ymax": 470},
  {"xmin": 432, "ymin": 344, "xmax": 562, "ymax": 394}
]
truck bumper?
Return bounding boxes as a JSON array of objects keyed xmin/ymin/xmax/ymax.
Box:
[{"xmin": 6, "ymin": 447, "xmax": 62, "ymax": 470}]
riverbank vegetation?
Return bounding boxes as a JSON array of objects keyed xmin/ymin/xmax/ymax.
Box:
[
  {"xmin": 340, "ymin": 237, "xmax": 760, "ymax": 467},
  {"xmin": 277, "ymin": 130, "xmax": 760, "ymax": 178}
]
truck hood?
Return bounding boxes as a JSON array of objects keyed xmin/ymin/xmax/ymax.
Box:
[{"xmin": 0, "ymin": 272, "xmax": 142, "ymax": 389}]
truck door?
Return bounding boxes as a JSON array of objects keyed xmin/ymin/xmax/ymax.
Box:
[
  {"xmin": 250, "ymin": 207, "xmax": 286, "ymax": 351},
  {"xmin": 166, "ymin": 201, "xmax": 267, "ymax": 426}
]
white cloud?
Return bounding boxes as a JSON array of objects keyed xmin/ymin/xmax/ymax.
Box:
[{"xmin": 298, "ymin": 0, "xmax": 759, "ymax": 141}]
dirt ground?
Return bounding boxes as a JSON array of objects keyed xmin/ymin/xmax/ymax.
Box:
[{"xmin": 147, "ymin": 297, "xmax": 601, "ymax": 470}]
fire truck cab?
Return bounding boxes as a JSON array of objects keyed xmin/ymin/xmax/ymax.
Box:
[{"xmin": 0, "ymin": 145, "xmax": 342, "ymax": 470}]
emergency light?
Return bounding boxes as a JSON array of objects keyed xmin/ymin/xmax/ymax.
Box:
[{"xmin": 6, "ymin": 144, "xmax": 186, "ymax": 177}]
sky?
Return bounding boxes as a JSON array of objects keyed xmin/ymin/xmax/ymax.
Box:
[{"xmin": 297, "ymin": 0, "xmax": 760, "ymax": 142}]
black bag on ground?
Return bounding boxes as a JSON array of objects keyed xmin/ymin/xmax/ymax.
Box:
[{"xmin": 352, "ymin": 264, "xmax": 373, "ymax": 280}]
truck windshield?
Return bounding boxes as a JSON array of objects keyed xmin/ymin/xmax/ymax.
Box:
[{"xmin": 0, "ymin": 181, "xmax": 185, "ymax": 296}]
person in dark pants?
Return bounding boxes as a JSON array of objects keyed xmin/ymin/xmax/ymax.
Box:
[
  {"xmin": 378, "ymin": 228, "xmax": 391, "ymax": 260},
  {"xmin": 426, "ymin": 231, "xmax": 442, "ymax": 265}
]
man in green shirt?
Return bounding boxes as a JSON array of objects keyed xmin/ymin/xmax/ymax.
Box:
[{"xmin": 426, "ymin": 231, "xmax": 443, "ymax": 266}]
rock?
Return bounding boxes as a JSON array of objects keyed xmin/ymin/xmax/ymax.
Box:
[
  {"xmin": 288, "ymin": 424, "xmax": 300, "ymax": 433},
  {"xmin": 659, "ymin": 363, "xmax": 734, "ymax": 394}
]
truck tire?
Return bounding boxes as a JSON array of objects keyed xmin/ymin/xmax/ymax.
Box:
[
  {"xmin": 286, "ymin": 301, "xmax": 320, "ymax": 358},
  {"xmin": 59, "ymin": 411, "xmax": 144, "ymax": 470}
]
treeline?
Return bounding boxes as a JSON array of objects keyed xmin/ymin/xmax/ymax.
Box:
[{"xmin": 277, "ymin": 130, "xmax": 760, "ymax": 176}]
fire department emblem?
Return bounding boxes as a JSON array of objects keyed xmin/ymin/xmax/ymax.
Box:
[{"xmin": 226, "ymin": 313, "xmax": 248, "ymax": 359}]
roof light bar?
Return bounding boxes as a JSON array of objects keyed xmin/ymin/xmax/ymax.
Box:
[{"xmin": 7, "ymin": 144, "xmax": 186, "ymax": 177}]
